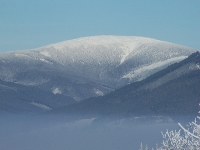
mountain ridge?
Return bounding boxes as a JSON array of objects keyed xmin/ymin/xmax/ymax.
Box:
[{"xmin": 53, "ymin": 51, "xmax": 200, "ymax": 117}]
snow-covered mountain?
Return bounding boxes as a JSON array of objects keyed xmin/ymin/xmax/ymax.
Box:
[{"xmin": 0, "ymin": 36, "xmax": 196, "ymax": 112}]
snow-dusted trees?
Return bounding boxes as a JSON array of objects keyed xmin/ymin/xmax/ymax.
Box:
[
  {"xmin": 158, "ymin": 119, "xmax": 200, "ymax": 150},
  {"xmin": 140, "ymin": 109, "xmax": 200, "ymax": 150},
  {"xmin": 139, "ymin": 143, "xmax": 150, "ymax": 150}
]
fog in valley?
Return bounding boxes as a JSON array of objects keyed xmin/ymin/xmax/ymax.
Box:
[{"xmin": 0, "ymin": 114, "xmax": 187, "ymax": 150}]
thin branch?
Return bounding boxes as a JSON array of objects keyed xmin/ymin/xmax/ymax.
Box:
[{"xmin": 178, "ymin": 123, "xmax": 199, "ymax": 139}]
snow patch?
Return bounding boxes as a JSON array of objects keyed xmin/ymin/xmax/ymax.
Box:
[
  {"xmin": 94, "ymin": 88, "xmax": 104, "ymax": 96},
  {"xmin": 120, "ymin": 43, "xmax": 138, "ymax": 64},
  {"xmin": 31, "ymin": 102, "xmax": 52, "ymax": 110},
  {"xmin": 52, "ymin": 87, "xmax": 62, "ymax": 95},
  {"xmin": 40, "ymin": 58, "xmax": 52, "ymax": 64},
  {"xmin": 122, "ymin": 56, "xmax": 187, "ymax": 81},
  {"xmin": 40, "ymin": 51, "xmax": 51, "ymax": 57},
  {"xmin": 189, "ymin": 63, "xmax": 200, "ymax": 70},
  {"xmin": 197, "ymin": 63, "xmax": 200, "ymax": 69},
  {"xmin": 14, "ymin": 53, "xmax": 33, "ymax": 59},
  {"xmin": 80, "ymin": 60, "xmax": 85, "ymax": 64},
  {"xmin": 15, "ymin": 78, "xmax": 49, "ymax": 86}
]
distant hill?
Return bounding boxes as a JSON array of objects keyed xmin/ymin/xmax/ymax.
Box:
[
  {"xmin": 55, "ymin": 52, "xmax": 200, "ymax": 117},
  {"xmin": 0, "ymin": 79, "xmax": 75, "ymax": 114}
]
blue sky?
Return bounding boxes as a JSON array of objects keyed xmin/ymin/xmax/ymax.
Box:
[{"xmin": 0, "ymin": 0, "xmax": 200, "ymax": 52}]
